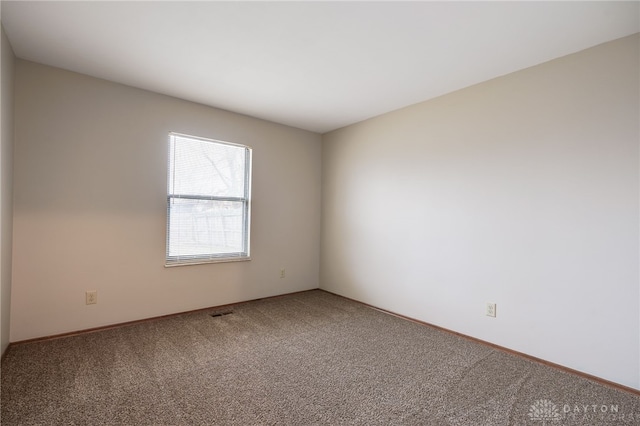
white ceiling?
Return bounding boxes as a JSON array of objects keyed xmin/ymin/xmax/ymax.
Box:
[{"xmin": 2, "ymin": 1, "xmax": 639, "ymax": 134}]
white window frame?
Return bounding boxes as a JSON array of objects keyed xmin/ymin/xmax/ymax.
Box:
[{"xmin": 166, "ymin": 132, "xmax": 252, "ymax": 266}]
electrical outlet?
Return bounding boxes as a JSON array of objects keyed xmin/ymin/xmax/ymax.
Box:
[
  {"xmin": 86, "ymin": 290, "xmax": 97, "ymax": 305},
  {"xmin": 486, "ymin": 302, "xmax": 496, "ymax": 317},
  {"xmin": 280, "ymin": 268, "xmax": 286, "ymax": 279}
]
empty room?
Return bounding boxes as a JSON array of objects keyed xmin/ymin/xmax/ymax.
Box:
[{"xmin": 1, "ymin": 1, "xmax": 639, "ymax": 424}]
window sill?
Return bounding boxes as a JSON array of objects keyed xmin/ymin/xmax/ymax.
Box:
[{"xmin": 165, "ymin": 256, "xmax": 251, "ymax": 267}]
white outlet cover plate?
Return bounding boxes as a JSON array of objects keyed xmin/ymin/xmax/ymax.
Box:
[{"xmin": 486, "ymin": 303, "xmax": 496, "ymax": 317}]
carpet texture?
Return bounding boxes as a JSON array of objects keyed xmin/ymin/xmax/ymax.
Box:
[{"xmin": 2, "ymin": 290, "xmax": 639, "ymax": 425}]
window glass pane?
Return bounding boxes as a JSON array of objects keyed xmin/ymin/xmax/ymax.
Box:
[
  {"xmin": 169, "ymin": 134, "xmax": 247, "ymax": 198},
  {"xmin": 166, "ymin": 133, "xmax": 251, "ymax": 265},
  {"xmin": 168, "ymin": 198, "xmax": 246, "ymax": 258}
]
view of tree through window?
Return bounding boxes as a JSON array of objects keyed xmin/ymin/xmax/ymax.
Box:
[{"xmin": 166, "ymin": 133, "xmax": 251, "ymax": 265}]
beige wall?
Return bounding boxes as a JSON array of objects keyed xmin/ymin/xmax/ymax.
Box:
[
  {"xmin": 1, "ymin": 25, "xmax": 15, "ymax": 355},
  {"xmin": 321, "ymin": 34, "xmax": 640, "ymax": 389},
  {"xmin": 11, "ymin": 60, "xmax": 322, "ymax": 341}
]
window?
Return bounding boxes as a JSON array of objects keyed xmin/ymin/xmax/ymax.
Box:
[{"xmin": 166, "ymin": 133, "xmax": 252, "ymax": 266}]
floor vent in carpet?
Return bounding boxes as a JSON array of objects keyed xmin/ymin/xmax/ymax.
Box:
[{"xmin": 209, "ymin": 310, "xmax": 234, "ymax": 318}]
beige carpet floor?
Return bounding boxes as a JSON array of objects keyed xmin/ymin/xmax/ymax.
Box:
[{"xmin": 2, "ymin": 290, "xmax": 639, "ymax": 425}]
